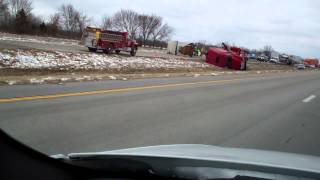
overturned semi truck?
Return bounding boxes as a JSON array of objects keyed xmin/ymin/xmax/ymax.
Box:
[{"xmin": 206, "ymin": 43, "xmax": 248, "ymax": 70}]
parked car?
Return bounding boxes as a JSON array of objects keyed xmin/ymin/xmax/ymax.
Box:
[
  {"xmin": 295, "ymin": 64, "xmax": 306, "ymax": 70},
  {"xmin": 270, "ymin": 58, "xmax": 279, "ymax": 64},
  {"xmin": 257, "ymin": 55, "xmax": 268, "ymax": 62},
  {"xmin": 304, "ymin": 64, "xmax": 316, "ymax": 68},
  {"xmin": 249, "ymin": 53, "xmax": 257, "ymax": 59}
]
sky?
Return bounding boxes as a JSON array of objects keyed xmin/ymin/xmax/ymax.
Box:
[{"xmin": 32, "ymin": 0, "xmax": 320, "ymax": 58}]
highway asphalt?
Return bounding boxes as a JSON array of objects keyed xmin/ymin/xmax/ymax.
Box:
[{"xmin": 1, "ymin": 71, "xmax": 320, "ymax": 156}]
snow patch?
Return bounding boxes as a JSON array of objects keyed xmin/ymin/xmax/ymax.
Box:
[
  {"xmin": 109, "ymin": 75, "xmax": 117, "ymax": 80},
  {"xmin": 6, "ymin": 80, "xmax": 17, "ymax": 85},
  {"xmin": 29, "ymin": 78, "xmax": 44, "ymax": 84},
  {"xmin": 61, "ymin": 77, "xmax": 70, "ymax": 81},
  {"xmin": 42, "ymin": 76, "xmax": 56, "ymax": 81},
  {"xmin": 75, "ymin": 77, "xmax": 85, "ymax": 81},
  {"xmin": 0, "ymin": 50, "xmax": 211, "ymax": 71}
]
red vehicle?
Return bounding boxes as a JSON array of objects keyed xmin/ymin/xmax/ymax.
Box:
[
  {"xmin": 304, "ymin": 58, "xmax": 319, "ymax": 67},
  {"xmin": 206, "ymin": 43, "xmax": 247, "ymax": 70},
  {"xmin": 81, "ymin": 26, "xmax": 139, "ymax": 56}
]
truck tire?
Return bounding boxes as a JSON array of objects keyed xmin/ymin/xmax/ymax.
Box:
[
  {"xmin": 130, "ymin": 47, "xmax": 137, "ymax": 56},
  {"xmin": 243, "ymin": 59, "xmax": 247, "ymax": 70},
  {"xmin": 103, "ymin": 49, "xmax": 110, "ymax": 54},
  {"xmin": 104, "ymin": 44, "xmax": 114, "ymax": 54},
  {"xmin": 88, "ymin": 47, "xmax": 97, "ymax": 52},
  {"xmin": 115, "ymin": 50, "xmax": 121, "ymax": 54}
]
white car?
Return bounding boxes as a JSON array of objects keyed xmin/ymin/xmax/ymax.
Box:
[
  {"xmin": 269, "ymin": 58, "xmax": 279, "ymax": 63},
  {"xmin": 295, "ymin": 64, "xmax": 306, "ymax": 69}
]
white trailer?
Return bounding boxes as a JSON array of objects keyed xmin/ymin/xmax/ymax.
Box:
[
  {"xmin": 167, "ymin": 41, "xmax": 178, "ymax": 55},
  {"xmin": 167, "ymin": 41, "xmax": 192, "ymax": 55}
]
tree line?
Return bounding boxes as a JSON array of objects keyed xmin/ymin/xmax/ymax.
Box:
[
  {"xmin": 102, "ymin": 9, "xmax": 173, "ymax": 47},
  {"xmin": 0, "ymin": 0, "xmax": 174, "ymax": 47}
]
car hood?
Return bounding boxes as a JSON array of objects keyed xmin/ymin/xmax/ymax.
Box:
[{"xmin": 67, "ymin": 144, "xmax": 320, "ymax": 173}]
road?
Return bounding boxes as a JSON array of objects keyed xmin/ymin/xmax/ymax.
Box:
[{"xmin": 1, "ymin": 71, "xmax": 320, "ymax": 156}]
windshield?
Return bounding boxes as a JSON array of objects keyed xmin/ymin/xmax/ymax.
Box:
[{"xmin": 0, "ymin": 0, "xmax": 320, "ymax": 172}]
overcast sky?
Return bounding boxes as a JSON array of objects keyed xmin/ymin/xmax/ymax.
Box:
[{"xmin": 32, "ymin": 0, "xmax": 320, "ymax": 58}]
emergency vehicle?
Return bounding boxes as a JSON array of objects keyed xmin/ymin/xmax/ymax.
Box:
[{"xmin": 81, "ymin": 26, "xmax": 139, "ymax": 56}]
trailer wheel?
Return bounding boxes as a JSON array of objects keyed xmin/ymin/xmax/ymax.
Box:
[
  {"xmin": 130, "ymin": 47, "xmax": 137, "ymax": 56},
  {"xmin": 88, "ymin": 47, "xmax": 97, "ymax": 52},
  {"xmin": 115, "ymin": 50, "xmax": 121, "ymax": 54},
  {"xmin": 103, "ymin": 49, "xmax": 110, "ymax": 54}
]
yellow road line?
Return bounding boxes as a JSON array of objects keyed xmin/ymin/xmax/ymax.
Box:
[{"xmin": 0, "ymin": 78, "xmax": 249, "ymax": 103}]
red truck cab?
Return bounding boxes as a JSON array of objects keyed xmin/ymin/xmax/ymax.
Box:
[{"xmin": 206, "ymin": 43, "xmax": 247, "ymax": 70}]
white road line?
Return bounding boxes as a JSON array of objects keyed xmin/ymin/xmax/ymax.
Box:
[{"xmin": 302, "ymin": 95, "xmax": 316, "ymax": 103}]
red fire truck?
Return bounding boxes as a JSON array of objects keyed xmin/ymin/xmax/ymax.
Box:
[
  {"xmin": 81, "ymin": 26, "xmax": 139, "ymax": 56},
  {"xmin": 206, "ymin": 43, "xmax": 247, "ymax": 70}
]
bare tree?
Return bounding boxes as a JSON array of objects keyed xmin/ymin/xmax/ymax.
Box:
[
  {"xmin": 8, "ymin": 0, "xmax": 33, "ymax": 15},
  {"xmin": 59, "ymin": 4, "xmax": 90, "ymax": 34},
  {"xmin": 49, "ymin": 13, "xmax": 60, "ymax": 27},
  {"xmin": 263, "ymin": 45, "xmax": 273, "ymax": 58},
  {"xmin": 112, "ymin": 9, "xmax": 140, "ymax": 39},
  {"xmin": 151, "ymin": 23, "xmax": 174, "ymax": 47},
  {"xmin": 59, "ymin": 4, "xmax": 80, "ymax": 32},
  {"xmin": 101, "ymin": 15, "xmax": 113, "ymax": 29},
  {"xmin": 0, "ymin": 0, "xmax": 10, "ymax": 25},
  {"xmin": 76, "ymin": 11, "xmax": 91, "ymax": 33},
  {"xmin": 48, "ymin": 13, "xmax": 60, "ymax": 35},
  {"xmin": 263, "ymin": 45, "xmax": 273, "ymax": 52},
  {"xmin": 29, "ymin": 13, "xmax": 42, "ymax": 26},
  {"xmin": 14, "ymin": 8, "xmax": 29, "ymax": 33},
  {"xmin": 138, "ymin": 14, "xmax": 162, "ymax": 45}
]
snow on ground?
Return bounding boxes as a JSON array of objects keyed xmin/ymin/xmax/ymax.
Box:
[
  {"xmin": 0, "ymin": 32, "xmax": 80, "ymax": 46},
  {"xmin": 138, "ymin": 48, "xmax": 166, "ymax": 53},
  {"xmin": 0, "ymin": 49, "xmax": 211, "ymax": 70}
]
